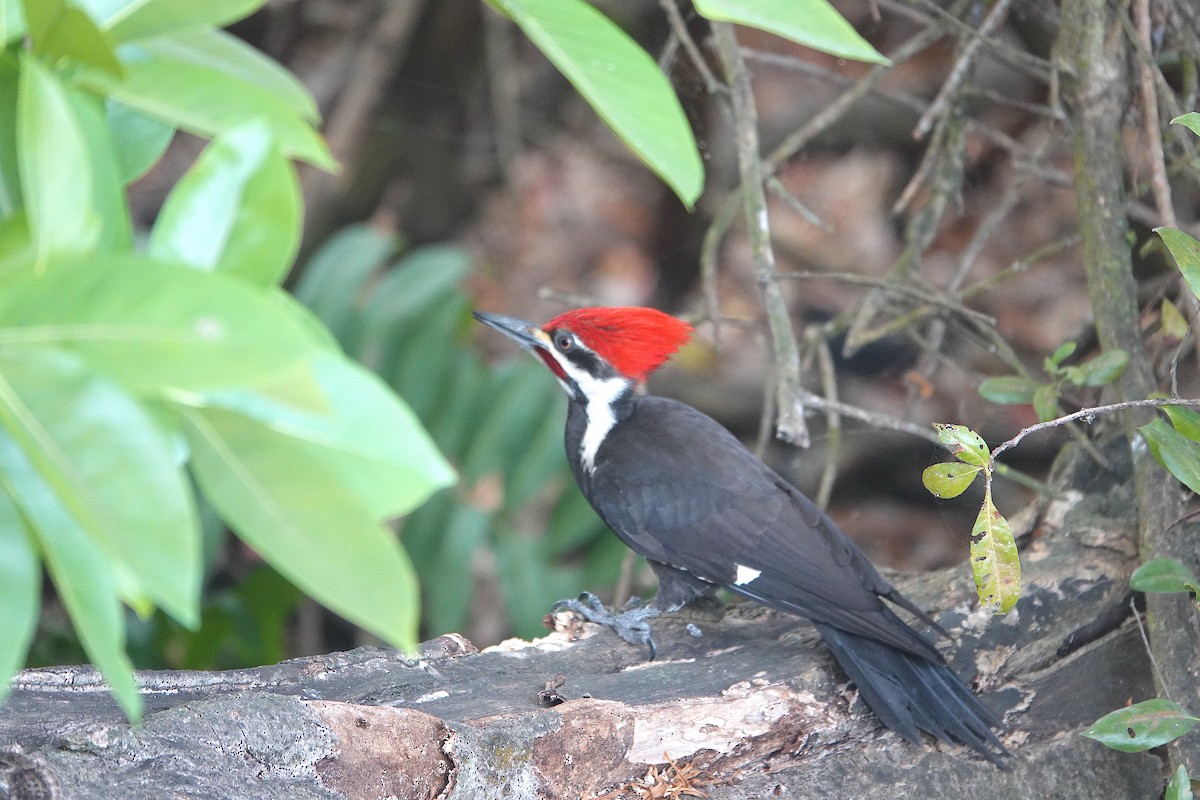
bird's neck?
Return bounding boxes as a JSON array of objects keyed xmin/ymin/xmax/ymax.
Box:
[{"xmin": 565, "ymin": 377, "xmax": 636, "ymax": 475}]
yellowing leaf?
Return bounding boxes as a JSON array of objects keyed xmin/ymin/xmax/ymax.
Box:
[
  {"xmin": 970, "ymin": 491, "xmax": 1020, "ymax": 612},
  {"xmin": 933, "ymin": 423, "xmax": 988, "ymax": 466}
]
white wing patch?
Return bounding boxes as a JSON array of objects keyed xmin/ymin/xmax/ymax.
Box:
[{"xmin": 734, "ymin": 564, "xmax": 762, "ymax": 585}]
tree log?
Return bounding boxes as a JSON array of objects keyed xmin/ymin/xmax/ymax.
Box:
[{"xmin": 0, "ymin": 442, "xmax": 1172, "ymax": 798}]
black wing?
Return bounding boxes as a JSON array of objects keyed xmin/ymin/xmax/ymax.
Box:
[{"xmin": 580, "ymin": 395, "xmax": 941, "ymax": 662}]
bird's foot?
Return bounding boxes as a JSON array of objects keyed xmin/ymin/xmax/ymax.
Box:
[{"xmin": 552, "ymin": 592, "xmax": 662, "ymax": 659}]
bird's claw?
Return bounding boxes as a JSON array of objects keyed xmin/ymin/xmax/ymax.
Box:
[{"xmin": 552, "ymin": 593, "xmax": 660, "ymax": 659}]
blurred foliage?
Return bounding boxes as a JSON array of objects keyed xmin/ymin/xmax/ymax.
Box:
[
  {"xmin": 0, "ymin": 0, "xmax": 454, "ymax": 719},
  {"xmin": 295, "ymin": 225, "xmax": 620, "ymax": 641}
]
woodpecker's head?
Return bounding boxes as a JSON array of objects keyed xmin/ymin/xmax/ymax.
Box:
[{"xmin": 472, "ymin": 307, "xmax": 693, "ymax": 402}]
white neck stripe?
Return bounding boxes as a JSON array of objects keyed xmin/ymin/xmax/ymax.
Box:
[{"xmin": 542, "ymin": 345, "xmax": 632, "ymax": 474}]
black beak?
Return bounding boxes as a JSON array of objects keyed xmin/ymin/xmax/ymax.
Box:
[{"xmin": 472, "ymin": 310, "xmax": 544, "ymax": 351}]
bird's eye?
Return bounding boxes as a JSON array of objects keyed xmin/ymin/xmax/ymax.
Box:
[{"xmin": 554, "ymin": 333, "xmax": 575, "ymax": 352}]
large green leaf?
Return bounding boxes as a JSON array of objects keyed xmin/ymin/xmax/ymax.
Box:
[
  {"xmin": 693, "ymin": 0, "xmax": 887, "ymax": 64},
  {"xmin": 22, "ymin": 0, "xmax": 124, "ymax": 77},
  {"xmin": 181, "ymin": 404, "xmax": 421, "ymax": 651},
  {"xmin": 0, "ymin": 431, "xmax": 140, "ymax": 720},
  {"xmin": 0, "ymin": 255, "xmax": 324, "ymax": 393},
  {"xmin": 66, "ymin": 87, "xmax": 133, "ymax": 252},
  {"xmin": 490, "ymin": 0, "xmax": 702, "ymax": 206},
  {"xmin": 106, "ymin": 98, "xmax": 175, "ymax": 183},
  {"xmin": 149, "ymin": 119, "xmax": 300, "ymax": 287},
  {"xmin": 16, "ymin": 53, "xmax": 100, "ymax": 261},
  {"xmin": 135, "ymin": 28, "xmax": 317, "ymax": 122},
  {"xmin": 0, "ymin": 347, "xmax": 199, "ymax": 625},
  {"xmin": 198, "ymin": 352, "xmax": 456, "ymax": 521},
  {"xmin": 102, "ymin": 0, "xmax": 264, "ymax": 43},
  {"xmin": 0, "ymin": 484, "xmax": 40, "ymax": 705},
  {"xmin": 79, "ymin": 42, "xmax": 334, "ymax": 169}
]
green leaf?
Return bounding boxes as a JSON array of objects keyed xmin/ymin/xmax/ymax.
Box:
[
  {"xmin": 0, "ymin": 255, "xmax": 324, "ymax": 393},
  {"xmin": 970, "ymin": 490, "xmax": 1020, "ymax": 612},
  {"xmin": 1171, "ymin": 112, "xmax": 1200, "ymax": 138},
  {"xmin": 1064, "ymin": 349, "xmax": 1128, "ymax": 387},
  {"xmin": 1162, "ymin": 405, "xmax": 1200, "ymax": 441},
  {"xmin": 491, "ymin": 0, "xmax": 702, "ymax": 207},
  {"xmin": 1157, "ymin": 227, "xmax": 1200, "ymax": 301},
  {"xmin": 3, "ymin": 2, "xmax": 26, "ymax": 43},
  {"xmin": 978, "ymin": 375, "xmax": 1038, "ymax": 405},
  {"xmin": 0, "ymin": 347, "xmax": 200, "ymax": 625},
  {"xmin": 1045, "ymin": 341, "xmax": 1076, "ymax": 372},
  {"xmin": 1141, "ymin": 417, "xmax": 1200, "ymax": 495},
  {"xmin": 693, "ymin": 0, "xmax": 888, "ymax": 65},
  {"xmin": 294, "ymin": 224, "xmax": 400, "ymax": 343},
  {"xmin": 16, "ymin": 52, "xmax": 100, "ymax": 262},
  {"xmin": 932, "ymin": 423, "xmax": 988, "ymax": 466},
  {"xmin": 424, "ymin": 503, "xmax": 490, "ymax": 635},
  {"xmin": 22, "ymin": 0, "xmax": 124, "ymax": 78},
  {"xmin": 1032, "ymin": 382, "xmax": 1059, "ymax": 423},
  {"xmin": 1131, "ymin": 557, "xmax": 1200, "ymax": 599},
  {"xmin": 0, "ymin": 56, "xmax": 22, "ymax": 217},
  {"xmin": 922, "ymin": 462, "xmax": 982, "ymax": 499},
  {"xmin": 65, "ymin": 87, "xmax": 133, "ymax": 252},
  {"xmin": 1166, "ymin": 764, "xmax": 1193, "ymax": 800},
  {"xmin": 79, "ymin": 40, "xmax": 335, "ymax": 170},
  {"xmin": 181, "ymin": 404, "xmax": 421, "ymax": 651},
  {"xmin": 0, "ymin": 431, "xmax": 140, "ymax": 720},
  {"xmin": 133, "ymin": 28, "xmax": 318, "ymax": 122},
  {"xmin": 0, "ymin": 485, "xmax": 41, "ymax": 705},
  {"xmin": 1082, "ymin": 699, "xmax": 1200, "ymax": 753},
  {"xmin": 198, "ymin": 352, "xmax": 456, "ymax": 521},
  {"xmin": 106, "ymin": 99, "xmax": 175, "ymax": 183},
  {"xmin": 103, "ymin": 0, "xmax": 264, "ymax": 43},
  {"xmin": 1162, "ymin": 297, "xmax": 1189, "ymax": 342},
  {"xmin": 149, "ymin": 119, "xmax": 300, "ymax": 286}
]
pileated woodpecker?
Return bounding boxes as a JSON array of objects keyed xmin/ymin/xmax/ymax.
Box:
[{"xmin": 473, "ymin": 306, "xmax": 1009, "ymax": 766}]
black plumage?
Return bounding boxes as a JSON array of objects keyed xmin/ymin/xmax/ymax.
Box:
[
  {"xmin": 472, "ymin": 307, "xmax": 1009, "ymax": 767},
  {"xmin": 567, "ymin": 393, "xmax": 1009, "ymax": 766}
]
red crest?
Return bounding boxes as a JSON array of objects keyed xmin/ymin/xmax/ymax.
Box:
[{"xmin": 544, "ymin": 307, "xmax": 693, "ymax": 382}]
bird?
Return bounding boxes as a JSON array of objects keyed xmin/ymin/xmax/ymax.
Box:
[{"xmin": 473, "ymin": 305, "xmax": 1010, "ymax": 767}]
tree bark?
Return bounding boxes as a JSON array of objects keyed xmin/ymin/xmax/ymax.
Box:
[
  {"xmin": 0, "ymin": 439, "xmax": 1171, "ymax": 799},
  {"xmin": 1054, "ymin": 0, "xmax": 1200, "ymax": 776}
]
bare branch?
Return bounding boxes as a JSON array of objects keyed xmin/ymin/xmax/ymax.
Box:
[
  {"xmin": 712, "ymin": 23, "xmax": 809, "ymax": 447},
  {"xmin": 991, "ymin": 398, "xmax": 1200, "ymax": 462},
  {"xmin": 913, "ymin": 0, "xmax": 1014, "ymax": 140}
]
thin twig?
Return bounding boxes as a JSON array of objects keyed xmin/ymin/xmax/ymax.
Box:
[
  {"xmin": 813, "ymin": 337, "xmax": 841, "ymax": 510},
  {"xmin": 1130, "ymin": 596, "xmax": 1173, "ymax": 702},
  {"xmin": 713, "ymin": 22, "xmax": 809, "ymax": 447},
  {"xmin": 991, "ymin": 398, "xmax": 1200, "ymax": 462},
  {"xmin": 766, "ymin": 177, "xmax": 832, "ymax": 232},
  {"xmin": 886, "ymin": 0, "xmax": 1053, "ymax": 83},
  {"xmin": 1133, "ymin": 0, "xmax": 1177, "ymax": 228},
  {"xmin": 913, "ymin": 0, "xmax": 1014, "ymax": 140},
  {"xmin": 658, "ymin": 0, "xmax": 722, "ymax": 94}
]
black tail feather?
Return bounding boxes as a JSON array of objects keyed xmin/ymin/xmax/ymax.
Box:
[{"xmin": 815, "ymin": 623, "xmax": 1010, "ymax": 768}]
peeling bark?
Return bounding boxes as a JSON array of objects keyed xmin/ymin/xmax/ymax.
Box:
[{"xmin": 0, "ymin": 443, "xmax": 1172, "ymax": 798}]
